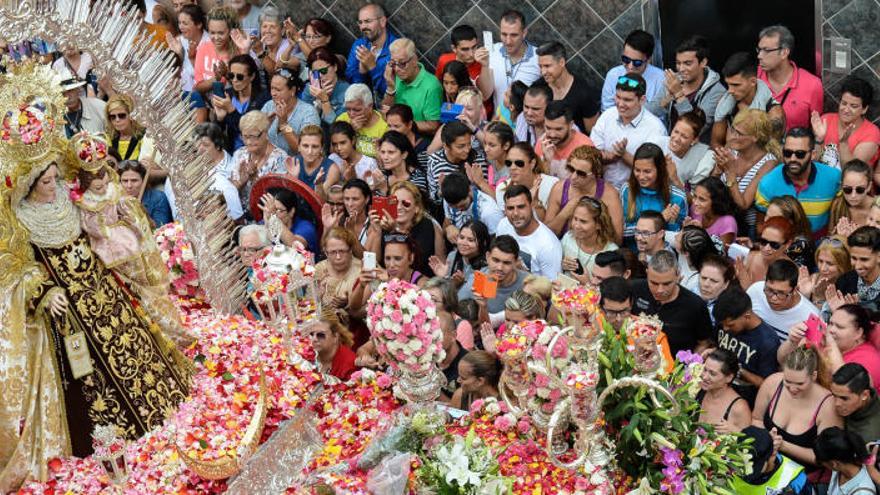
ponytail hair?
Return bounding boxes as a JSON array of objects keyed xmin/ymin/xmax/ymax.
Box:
[{"xmin": 814, "ymin": 426, "xmax": 869, "ymax": 466}]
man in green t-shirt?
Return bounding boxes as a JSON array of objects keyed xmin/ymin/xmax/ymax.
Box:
[{"xmin": 381, "ymin": 38, "xmax": 442, "ymax": 135}]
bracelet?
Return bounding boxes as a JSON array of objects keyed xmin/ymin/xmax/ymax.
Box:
[{"xmin": 385, "ymin": 88, "xmax": 396, "ymax": 96}]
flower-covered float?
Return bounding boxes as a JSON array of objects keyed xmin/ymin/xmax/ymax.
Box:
[{"xmin": 16, "ymin": 247, "xmax": 753, "ymax": 495}]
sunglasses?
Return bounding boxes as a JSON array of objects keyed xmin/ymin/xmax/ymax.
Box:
[
  {"xmin": 565, "ymin": 164, "xmax": 592, "ymax": 179},
  {"xmin": 757, "ymin": 237, "xmax": 783, "ymax": 250},
  {"xmin": 311, "ymin": 66, "xmax": 330, "ymax": 75},
  {"xmin": 818, "ymin": 236, "xmax": 845, "ymax": 248},
  {"xmin": 504, "ymin": 159, "xmax": 528, "ymax": 168},
  {"xmin": 389, "ymin": 57, "xmax": 413, "ymax": 69},
  {"xmin": 843, "ymin": 185, "xmax": 868, "ymax": 195},
  {"xmin": 309, "ymin": 331, "xmax": 327, "ymax": 340},
  {"xmin": 384, "ymin": 233, "xmax": 411, "ymax": 244},
  {"xmin": 109, "ymin": 112, "xmax": 128, "ymax": 121},
  {"xmin": 399, "ymin": 198, "xmax": 413, "ymax": 208},
  {"xmin": 621, "ymin": 55, "xmax": 646, "ymax": 68},
  {"xmin": 782, "ymin": 149, "xmax": 809, "ymax": 159},
  {"xmin": 229, "ymin": 72, "xmax": 249, "ymax": 81},
  {"xmin": 578, "ymin": 196, "xmax": 602, "ymax": 209}
]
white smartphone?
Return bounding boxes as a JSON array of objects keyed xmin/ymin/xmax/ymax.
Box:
[
  {"xmin": 363, "ymin": 251, "xmax": 377, "ymax": 270},
  {"xmin": 482, "ymin": 30, "xmax": 494, "ymax": 49},
  {"xmin": 728, "ymin": 243, "xmax": 750, "ymax": 261}
]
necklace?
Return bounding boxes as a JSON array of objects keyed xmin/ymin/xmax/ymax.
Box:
[{"xmin": 16, "ymin": 186, "xmax": 82, "ymax": 247}]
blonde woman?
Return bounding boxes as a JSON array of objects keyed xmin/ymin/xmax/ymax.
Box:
[
  {"xmin": 426, "ymin": 87, "xmax": 488, "ymax": 154},
  {"xmin": 105, "ymin": 94, "xmax": 164, "ymax": 186},
  {"xmin": 829, "ymin": 160, "xmax": 875, "ymax": 236},
  {"xmin": 714, "ymin": 108, "xmax": 781, "ymax": 237},
  {"xmin": 560, "ymin": 196, "xmax": 619, "ymax": 284},
  {"xmin": 797, "ymin": 237, "xmax": 851, "ymax": 307},
  {"xmin": 230, "ymin": 110, "xmax": 291, "ymax": 214}
]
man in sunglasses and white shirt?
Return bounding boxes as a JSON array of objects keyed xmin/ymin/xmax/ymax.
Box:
[{"xmin": 600, "ymin": 29, "xmax": 666, "ymax": 114}]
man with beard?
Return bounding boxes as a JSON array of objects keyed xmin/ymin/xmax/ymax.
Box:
[
  {"xmin": 346, "ymin": 3, "xmax": 398, "ymax": 100},
  {"xmin": 495, "ymin": 184, "xmax": 562, "ymax": 279},
  {"xmin": 711, "ymin": 52, "xmax": 784, "ymax": 147},
  {"xmin": 755, "ymin": 127, "xmax": 841, "ymax": 236},
  {"xmin": 533, "ymin": 101, "xmax": 593, "ymax": 178}
]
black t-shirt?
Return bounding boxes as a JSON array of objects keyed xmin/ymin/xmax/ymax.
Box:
[
  {"xmin": 716, "ymin": 321, "xmax": 781, "ymax": 378},
  {"xmin": 534, "ymin": 76, "xmax": 599, "ymax": 134},
  {"xmin": 837, "ymin": 270, "xmax": 880, "ymax": 313},
  {"xmin": 630, "ymin": 279, "xmax": 714, "ymax": 357}
]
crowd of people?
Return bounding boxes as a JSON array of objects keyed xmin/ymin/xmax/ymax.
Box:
[{"xmin": 13, "ymin": 1, "xmax": 880, "ymax": 493}]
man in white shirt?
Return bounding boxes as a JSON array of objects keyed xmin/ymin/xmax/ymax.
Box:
[
  {"xmin": 591, "ymin": 72, "xmax": 667, "ymax": 189},
  {"xmin": 478, "ymin": 9, "xmax": 541, "ymax": 111},
  {"xmin": 514, "ymin": 84, "xmax": 551, "ymax": 146},
  {"xmin": 440, "ymin": 172, "xmax": 504, "ymax": 240},
  {"xmin": 496, "ymin": 184, "xmax": 562, "ymax": 279},
  {"xmin": 600, "ymin": 29, "xmax": 665, "ymax": 114},
  {"xmin": 59, "ymin": 66, "xmax": 106, "ymax": 138},
  {"xmin": 746, "ymin": 259, "xmax": 820, "ymax": 342}
]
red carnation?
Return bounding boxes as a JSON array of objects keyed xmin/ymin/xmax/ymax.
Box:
[{"xmin": 4, "ymin": 176, "xmax": 11, "ymax": 189}]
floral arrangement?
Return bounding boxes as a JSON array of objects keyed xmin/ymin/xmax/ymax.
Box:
[
  {"xmin": 416, "ymin": 431, "xmax": 509, "ymax": 495},
  {"xmin": 496, "ymin": 440, "xmax": 613, "ymax": 495},
  {"xmin": 74, "ymin": 132, "xmax": 108, "ymax": 163},
  {"xmin": 628, "ymin": 314, "xmax": 662, "ymax": 340},
  {"xmin": 250, "ymin": 249, "xmax": 291, "ymax": 304},
  {"xmin": 1, "ymin": 103, "xmax": 53, "ymax": 145},
  {"xmin": 446, "ymin": 397, "xmax": 529, "ymax": 449},
  {"xmin": 366, "ymin": 279, "xmax": 445, "ymax": 374},
  {"xmin": 527, "ymin": 322, "xmax": 570, "ymax": 414},
  {"xmin": 551, "ymin": 285, "xmax": 600, "ymax": 315},
  {"xmin": 154, "ymin": 223, "xmax": 199, "ymax": 297}
]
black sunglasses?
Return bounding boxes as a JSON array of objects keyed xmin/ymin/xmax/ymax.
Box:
[
  {"xmin": 757, "ymin": 237, "xmax": 783, "ymax": 250},
  {"xmin": 621, "ymin": 55, "xmax": 645, "ymax": 68},
  {"xmin": 843, "ymin": 185, "xmax": 868, "ymax": 195},
  {"xmin": 782, "ymin": 149, "xmax": 809, "ymax": 159},
  {"xmin": 504, "ymin": 159, "xmax": 528, "ymax": 168},
  {"xmin": 565, "ymin": 164, "xmax": 592, "ymax": 179},
  {"xmin": 311, "ymin": 66, "xmax": 330, "ymax": 75},
  {"xmin": 229, "ymin": 72, "xmax": 249, "ymax": 81}
]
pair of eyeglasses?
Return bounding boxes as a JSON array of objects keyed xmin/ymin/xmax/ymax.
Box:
[
  {"xmin": 389, "ymin": 57, "xmax": 413, "ymax": 69},
  {"xmin": 303, "ymin": 34, "xmax": 325, "ymax": 41},
  {"xmin": 782, "ymin": 149, "xmax": 809, "ymax": 159},
  {"xmin": 274, "ymin": 68, "xmax": 296, "ymax": 80},
  {"xmin": 756, "ymin": 237, "xmax": 783, "ymax": 250},
  {"xmin": 763, "ymin": 285, "xmax": 793, "ymax": 300},
  {"xmin": 634, "ymin": 229, "xmax": 659, "ymax": 238},
  {"xmin": 565, "ymin": 164, "xmax": 593, "ymax": 179},
  {"xmin": 621, "ymin": 55, "xmax": 646, "ymax": 68},
  {"xmin": 326, "ymin": 249, "xmax": 350, "ymax": 257},
  {"xmin": 310, "ymin": 66, "xmax": 330, "ymax": 75},
  {"xmin": 240, "ymin": 245, "xmax": 264, "ymax": 254},
  {"xmin": 384, "ymin": 233, "xmax": 410, "ymax": 244},
  {"xmin": 504, "ymin": 159, "xmax": 528, "ymax": 168},
  {"xmin": 843, "ymin": 185, "xmax": 868, "ymax": 195},
  {"xmin": 756, "ymin": 46, "xmax": 783, "ymax": 55},
  {"xmin": 109, "ymin": 112, "xmax": 128, "ymax": 121},
  {"xmin": 228, "ymin": 72, "xmax": 249, "ymax": 81},
  {"xmin": 602, "ymin": 307, "xmax": 630, "ymax": 319},
  {"xmin": 242, "ymin": 130, "xmax": 264, "ymax": 141}
]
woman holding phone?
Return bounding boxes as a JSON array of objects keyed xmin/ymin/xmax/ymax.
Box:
[{"xmin": 300, "ymin": 47, "xmax": 350, "ymax": 125}]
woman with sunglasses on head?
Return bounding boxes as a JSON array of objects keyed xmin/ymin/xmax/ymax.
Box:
[
  {"xmin": 798, "ymin": 237, "xmax": 851, "ymax": 308},
  {"xmin": 494, "ymin": 142, "xmax": 559, "ymax": 218},
  {"xmin": 546, "ymin": 145, "xmax": 623, "ymax": 240},
  {"xmin": 738, "ymin": 216, "xmax": 795, "ymax": 288},
  {"xmin": 428, "ymin": 220, "xmax": 490, "ymax": 295},
  {"xmin": 300, "ymin": 47, "xmax": 350, "ymax": 126},
  {"xmin": 306, "ymin": 314, "xmax": 357, "ymax": 381},
  {"xmin": 830, "ymin": 160, "xmax": 875, "ymax": 236},
  {"xmin": 688, "ymin": 176, "xmax": 739, "ymax": 246},
  {"xmin": 560, "ymin": 196, "xmax": 619, "ymax": 284},
  {"xmin": 194, "ymin": 6, "xmax": 242, "ymax": 95},
  {"xmin": 261, "ymin": 69, "xmax": 320, "ymax": 157},
  {"xmin": 213, "ymin": 54, "xmax": 269, "ymax": 153},
  {"xmin": 620, "ymin": 142, "xmax": 688, "ymax": 248},
  {"xmin": 714, "ymin": 109, "xmax": 781, "ymax": 238},
  {"xmin": 372, "ymin": 131, "xmax": 429, "ymax": 199},
  {"xmin": 811, "ymin": 75, "xmax": 880, "ymax": 168}
]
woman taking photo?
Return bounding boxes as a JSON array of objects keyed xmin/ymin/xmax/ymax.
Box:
[
  {"xmin": 229, "ymin": 111, "xmax": 290, "ymax": 216},
  {"xmin": 715, "ymin": 108, "xmax": 780, "ymax": 238},
  {"xmin": 739, "ymin": 216, "xmax": 795, "ymax": 287},
  {"xmin": 494, "ymin": 142, "xmax": 559, "ymax": 219},
  {"xmin": 213, "ymin": 54, "xmax": 268, "ymax": 153},
  {"xmin": 428, "ymin": 219, "xmax": 490, "ymax": 295},
  {"xmin": 467, "ymin": 121, "xmax": 513, "ymax": 196},
  {"xmin": 545, "ymin": 145, "xmax": 623, "ymax": 239},
  {"xmin": 814, "ymin": 427, "xmax": 877, "ymax": 493},
  {"xmin": 262, "ymin": 69, "xmax": 320, "ymax": 157},
  {"xmin": 365, "ymin": 181, "xmax": 444, "ymax": 278},
  {"xmin": 812, "ymin": 75, "xmax": 880, "ymax": 167},
  {"xmin": 689, "ymin": 176, "xmax": 738, "ymax": 245},
  {"xmin": 698, "ymin": 348, "xmax": 752, "ymax": 433},
  {"xmin": 698, "ymin": 254, "xmax": 738, "ymax": 325},
  {"xmin": 781, "ymin": 304, "xmax": 880, "ymax": 390},
  {"xmin": 449, "ymin": 351, "xmax": 502, "ymax": 411},
  {"xmin": 373, "ymin": 130, "xmax": 429, "ymax": 198},
  {"xmin": 653, "ymin": 110, "xmax": 715, "ymax": 190},
  {"xmin": 829, "ymin": 160, "xmax": 875, "ymax": 234},
  {"xmin": 620, "ymin": 143, "xmax": 688, "ymax": 247},
  {"xmin": 560, "ymin": 197, "xmax": 619, "ymax": 283},
  {"xmin": 194, "ymin": 6, "xmax": 240, "ymax": 94},
  {"xmin": 300, "ymin": 47, "xmax": 350, "ymax": 126},
  {"xmin": 798, "ymin": 237, "xmax": 851, "ymax": 308},
  {"xmin": 752, "ymin": 346, "xmax": 842, "ymax": 475}
]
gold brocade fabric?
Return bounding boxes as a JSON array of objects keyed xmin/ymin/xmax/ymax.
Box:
[{"xmin": 33, "ymin": 234, "xmax": 190, "ymax": 457}]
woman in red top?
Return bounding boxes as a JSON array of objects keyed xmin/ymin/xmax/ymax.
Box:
[
  {"xmin": 307, "ymin": 315, "xmax": 357, "ymax": 381},
  {"xmin": 822, "ymin": 304, "xmax": 880, "ymax": 392},
  {"xmin": 811, "ymin": 76, "xmax": 880, "ymax": 167}
]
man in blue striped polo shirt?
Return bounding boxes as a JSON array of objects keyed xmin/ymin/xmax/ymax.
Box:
[{"xmin": 755, "ymin": 127, "xmax": 841, "ymax": 237}]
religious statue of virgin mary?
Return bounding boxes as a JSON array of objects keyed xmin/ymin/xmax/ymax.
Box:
[{"xmin": 0, "ymin": 62, "xmax": 191, "ymax": 491}]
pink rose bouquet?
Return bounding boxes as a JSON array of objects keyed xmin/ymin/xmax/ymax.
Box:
[{"xmin": 154, "ymin": 223, "xmax": 200, "ymax": 296}]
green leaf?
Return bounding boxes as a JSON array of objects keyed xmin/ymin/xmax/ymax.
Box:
[
  {"xmin": 193, "ymin": 354, "xmax": 206, "ymax": 364},
  {"xmin": 222, "ymin": 372, "xmax": 234, "ymax": 381},
  {"xmin": 198, "ymin": 439, "xmax": 208, "ymax": 449}
]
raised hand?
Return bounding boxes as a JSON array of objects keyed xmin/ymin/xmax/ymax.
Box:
[
  {"xmin": 230, "ymin": 29, "xmax": 253, "ymax": 54},
  {"xmin": 428, "ymin": 255, "xmax": 449, "ymax": 277},
  {"xmin": 797, "ymin": 265, "xmax": 814, "ymax": 297},
  {"xmin": 321, "ymin": 202, "xmax": 342, "ymax": 228},
  {"xmin": 165, "ymin": 32, "xmax": 182, "ymax": 55},
  {"xmin": 810, "ymin": 111, "xmax": 827, "ymax": 143}
]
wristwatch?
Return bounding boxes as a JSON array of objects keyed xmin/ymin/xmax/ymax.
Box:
[{"xmin": 279, "ymin": 124, "xmax": 293, "ymax": 135}]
